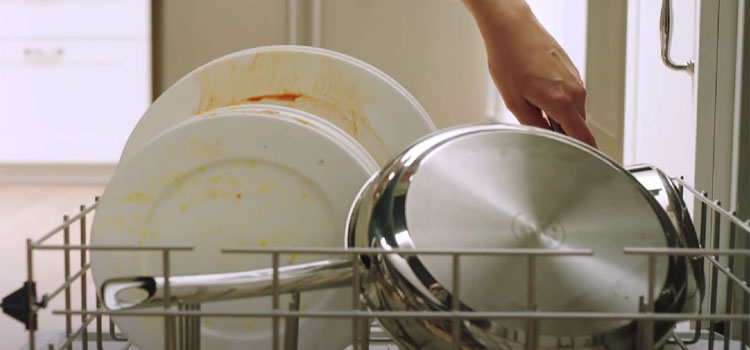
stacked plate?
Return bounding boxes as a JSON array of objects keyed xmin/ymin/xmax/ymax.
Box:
[{"xmin": 91, "ymin": 46, "xmax": 436, "ymax": 350}]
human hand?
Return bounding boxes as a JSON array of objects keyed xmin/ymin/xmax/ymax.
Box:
[{"xmin": 463, "ymin": 0, "xmax": 597, "ymax": 148}]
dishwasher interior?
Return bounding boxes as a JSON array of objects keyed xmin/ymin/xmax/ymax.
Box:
[{"xmin": 2, "ymin": 174, "xmax": 749, "ymax": 350}]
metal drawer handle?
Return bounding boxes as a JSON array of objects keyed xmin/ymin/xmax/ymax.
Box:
[
  {"xmin": 23, "ymin": 47, "xmax": 65, "ymax": 59},
  {"xmin": 660, "ymin": 0, "xmax": 694, "ymax": 74}
]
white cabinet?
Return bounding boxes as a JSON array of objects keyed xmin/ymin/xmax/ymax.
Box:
[
  {"xmin": 0, "ymin": 0, "xmax": 149, "ymax": 39},
  {"xmin": 0, "ymin": 0, "xmax": 150, "ymax": 163},
  {"xmin": 319, "ymin": 0, "xmax": 489, "ymax": 129}
]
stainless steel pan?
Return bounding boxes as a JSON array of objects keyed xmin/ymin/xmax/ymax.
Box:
[{"xmin": 101, "ymin": 124, "xmax": 694, "ymax": 349}]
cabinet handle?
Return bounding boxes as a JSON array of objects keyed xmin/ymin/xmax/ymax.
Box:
[
  {"xmin": 660, "ymin": 0, "xmax": 694, "ymax": 74},
  {"xmin": 23, "ymin": 47, "xmax": 65, "ymax": 59}
]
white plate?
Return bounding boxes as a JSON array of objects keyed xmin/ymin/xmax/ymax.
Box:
[
  {"xmin": 91, "ymin": 106, "xmax": 378, "ymax": 350},
  {"xmin": 120, "ymin": 45, "xmax": 436, "ymax": 165}
]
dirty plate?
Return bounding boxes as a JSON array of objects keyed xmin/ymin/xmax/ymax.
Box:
[
  {"xmin": 91, "ymin": 105, "xmax": 378, "ymax": 350},
  {"xmin": 120, "ymin": 45, "xmax": 436, "ymax": 165}
]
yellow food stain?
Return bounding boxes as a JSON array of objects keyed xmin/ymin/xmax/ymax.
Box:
[
  {"xmin": 180, "ymin": 205, "xmax": 188, "ymax": 212},
  {"xmin": 244, "ymin": 321, "xmax": 256, "ymax": 330},
  {"xmin": 288, "ymin": 254, "xmax": 297, "ymax": 264},
  {"xmin": 257, "ymin": 186, "xmax": 269, "ymax": 193},
  {"xmin": 204, "ymin": 319, "xmax": 211, "ymax": 324},
  {"xmin": 189, "ymin": 138, "xmax": 203, "ymax": 144},
  {"xmin": 301, "ymin": 192, "xmax": 308, "ymax": 198},
  {"xmin": 300, "ymin": 303, "xmax": 310, "ymax": 311},
  {"xmin": 303, "ymin": 178, "xmax": 313, "ymax": 185},
  {"xmin": 197, "ymin": 166, "xmax": 206, "ymax": 172},
  {"xmin": 261, "ymin": 241, "xmax": 268, "ymax": 247},
  {"xmin": 236, "ymin": 193, "xmax": 242, "ymax": 199},
  {"xmin": 247, "ymin": 160, "xmax": 257, "ymax": 168},
  {"xmin": 123, "ymin": 192, "xmax": 151, "ymax": 203},
  {"xmin": 211, "ymin": 174, "xmax": 223, "ymax": 182},
  {"xmin": 228, "ymin": 177, "xmax": 240, "ymax": 186},
  {"xmin": 174, "ymin": 176, "xmax": 183, "ymax": 184},
  {"xmin": 137, "ymin": 228, "xmax": 150, "ymax": 244}
]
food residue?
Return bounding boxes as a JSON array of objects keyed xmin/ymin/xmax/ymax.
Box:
[
  {"xmin": 288, "ymin": 254, "xmax": 297, "ymax": 264},
  {"xmin": 261, "ymin": 241, "xmax": 268, "ymax": 247},
  {"xmin": 211, "ymin": 174, "xmax": 223, "ymax": 183},
  {"xmin": 191, "ymin": 53, "xmax": 389, "ymax": 164},
  {"xmin": 124, "ymin": 192, "xmax": 151, "ymax": 203},
  {"xmin": 293, "ymin": 117, "xmax": 315, "ymax": 128},
  {"xmin": 246, "ymin": 93, "xmax": 302, "ymax": 103},
  {"xmin": 236, "ymin": 193, "xmax": 242, "ymax": 199},
  {"xmin": 204, "ymin": 319, "xmax": 211, "ymax": 324},
  {"xmin": 197, "ymin": 166, "xmax": 206, "ymax": 172},
  {"xmin": 301, "ymin": 192, "xmax": 308, "ymax": 198},
  {"xmin": 180, "ymin": 205, "xmax": 188, "ymax": 211},
  {"xmin": 245, "ymin": 321, "xmax": 256, "ymax": 330}
]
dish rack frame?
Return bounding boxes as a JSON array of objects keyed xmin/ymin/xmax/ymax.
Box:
[{"xmin": 3, "ymin": 176, "xmax": 750, "ymax": 350}]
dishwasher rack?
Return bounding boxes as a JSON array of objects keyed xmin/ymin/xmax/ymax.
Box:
[{"xmin": 2, "ymin": 176, "xmax": 749, "ymax": 350}]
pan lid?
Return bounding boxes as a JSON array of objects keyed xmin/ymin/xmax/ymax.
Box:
[{"xmin": 351, "ymin": 123, "xmax": 687, "ymax": 346}]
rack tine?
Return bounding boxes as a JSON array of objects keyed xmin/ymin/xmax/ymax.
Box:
[
  {"xmin": 96, "ymin": 296, "xmax": 103, "ymax": 350},
  {"xmin": 80, "ymin": 205, "xmax": 89, "ymax": 350},
  {"xmin": 109, "ymin": 318, "xmax": 128, "ymax": 341},
  {"xmin": 723, "ymin": 219, "xmax": 737, "ymax": 350},
  {"xmin": 63, "ymin": 215, "xmax": 72, "ymax": 350},
  {"xmin": 743, "ymin": 220, "xmax": 750, "ymax": 349},
  {"xmin": 708, "ymin": 202, "xmax": 722, "ymax": 349},
  {"xmin": 284, "ymin": 292, "xmax": 300, "ymax": 350}
]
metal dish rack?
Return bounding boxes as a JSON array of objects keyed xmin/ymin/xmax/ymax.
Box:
[{"xmin": 3, "ymin": 177, "xmax": 749, "ymax": 350}]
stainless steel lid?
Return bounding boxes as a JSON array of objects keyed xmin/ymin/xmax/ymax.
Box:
[{"xmin": 350, "ymin": 123, "xmax": 687, "ymax": 348}]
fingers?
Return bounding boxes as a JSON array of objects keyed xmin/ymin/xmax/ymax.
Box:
[
  {"xmin": 528, "ymin": 89, "xmax": 598, "ymax": 148},
  {"xmin": 505, "ymin": 98, "xmax": 551, "ymax": 130}
]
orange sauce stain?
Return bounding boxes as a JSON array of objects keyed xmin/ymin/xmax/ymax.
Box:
[
  {"xmin": 236, "ymin": 193, "xmax": 242, "ymax": 199},
  {"xmin": 246, "ymin": 93, "xmax": 302, "ymax": 103},
  {"xmin": 293, "ymin": 117, "xmax": 315, "ymax": 128}
]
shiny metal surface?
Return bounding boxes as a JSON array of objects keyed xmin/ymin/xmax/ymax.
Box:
[
  {"xmin": 101, "ymin": 259, "xmax": 354, "ymax": 310},
  {"xmin": 347, "ymin": 124, "xmax": 689, "ymax": 349},
  {"xmin": 660, "ymin": 0, "xmax": 695, "ymax": 74},
  {"xmin": 626, "ymin": 164, "xmax": 705, "ymax": 313},
  {"xmin": 98, "ymin": 124, "xmax": 690, "ymax": 349}
]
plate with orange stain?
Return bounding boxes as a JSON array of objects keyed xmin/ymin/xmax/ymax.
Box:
[
  {"xmin": 91, "ymin": 105, "xmax": 378, "ymax": 350},
  {"xmin": 119, "ymin": 45, "xmax": 436, "ymax": 166}
]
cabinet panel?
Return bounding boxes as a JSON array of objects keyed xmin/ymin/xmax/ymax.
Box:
[
  {"xmin": 320, "ymin": 0, "xmax": 488, "ymax": 128},
  {"xmin": 0, "ymin": 0, "xmax": 148, "ymax": 39},
  {"xmin": 0, "ymin": 40, "xmax": 150, "ymax": 162}
]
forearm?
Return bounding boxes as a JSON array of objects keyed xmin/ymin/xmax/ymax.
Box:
[{"xmin": 461, "ymin": 0, "xmax": 537, "ymax": 47}]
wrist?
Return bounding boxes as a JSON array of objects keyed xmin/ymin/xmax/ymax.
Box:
[{"xmin": 462, "ymin": 0, "xmax": 535, "ymax": 40}]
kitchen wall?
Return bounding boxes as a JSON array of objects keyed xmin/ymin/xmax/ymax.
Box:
[{"xmin": 156, "ymin": 0, "xmax": 489, "ymax": 129}]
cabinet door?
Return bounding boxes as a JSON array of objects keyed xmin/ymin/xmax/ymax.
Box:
[
  {"xmin": 0, "ymin": 40, "xmax": 150, "ymax": 162},
  {"xmin": 157, "ymin": 0, "xmax": 288, "ymax": 93},
  {"xmin": 0, "ymin": 0, "xmax": 148, "ymax": 39},
  {"xmin": 319, "ymin": 0, "xmax": 489, "ymax": 129}
]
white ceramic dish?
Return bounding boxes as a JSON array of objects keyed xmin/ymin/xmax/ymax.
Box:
[
  {"xmin": 120, "ymin": 45, "xmax": 436, "ymax": 165},
  {"xmin": 91, "ymin": 106, "xmax": 378, "ymax": 350}
]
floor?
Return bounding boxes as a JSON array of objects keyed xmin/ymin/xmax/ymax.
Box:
[{"xmin": 1, "ymin": 185, "xmax": 104, "ymax": 350}]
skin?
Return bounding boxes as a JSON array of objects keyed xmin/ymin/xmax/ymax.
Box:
[{"xmin": 462, "ymin": 0, "xmax": 598, "ymax": 148}]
